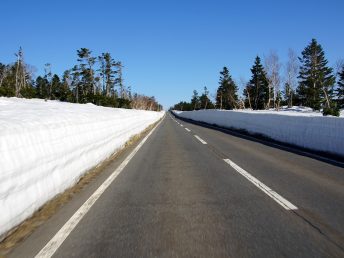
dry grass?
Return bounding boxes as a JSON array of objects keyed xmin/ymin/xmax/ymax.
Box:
[{"xmin": 0, "ymin": 120, "xmax": 159, "ymax": 257}]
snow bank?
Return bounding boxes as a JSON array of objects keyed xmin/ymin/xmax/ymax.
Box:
[
  {"xmin": 173, "ymin": 109, "xmax": 344, "ymax": 157},
  {"xmin": 0, "ymin": 97, "xmax": 164, "ymax": 238}
]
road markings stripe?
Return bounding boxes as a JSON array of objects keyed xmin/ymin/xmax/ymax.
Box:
[
  {"xmin": 35, "ymin": 118, "xmax": 164, "ymax": 258},
  {"xmin": 185, "ymin": 128, "xmax": 191, "ymax": 132},
  {"xmin": 194, "ymin": 135, "xmax": 207, "ymax": 144},
  {"xmin": 223, "ymin": 158, "xmax": 297, "ymax": 210},
  {"xmin": 180, "ymin": 124, "xmax": 183, "ymax": 127}
]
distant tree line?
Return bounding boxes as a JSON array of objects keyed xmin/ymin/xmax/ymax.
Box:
[
  {"xmin": 0, "ymin": 47, "xmax": 163, "ymax": 111},
  {"xmin": 171, "ymin": 39, "xmax": 344, "ymax": 116}
]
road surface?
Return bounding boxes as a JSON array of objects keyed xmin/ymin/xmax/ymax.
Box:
[{"xmin": 8, "ymin": 113, "xmax": 344, "ymax": 257}]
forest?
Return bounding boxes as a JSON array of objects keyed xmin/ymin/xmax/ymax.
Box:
[
  {"xmin": 0, "ymin": 47, "xmax": 163, "ymax": 111},
  {"xmin": 172, "ymin": 39, "xmax": 344, "ymax": 116}
]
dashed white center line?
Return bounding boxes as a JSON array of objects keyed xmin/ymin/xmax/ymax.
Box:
[
  {"xmin": 223, "ymin": 158, "xmax": 298, "ymax": 210},
  {"xmin": 180, "ymin": 124, "xmax": 183, "ymax": 127},
  {"xmin": 185, "ymin": 128, "xmax": 191, "ymax": 132},
  {"xmin": 194, "ymin": 135, "xmax": 207, "ymax": 144}
]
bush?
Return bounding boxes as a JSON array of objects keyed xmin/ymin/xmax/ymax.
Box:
[
  {"xmin": 0, "ymin": 86, "xmax": 15, "ymax": 97},
  {"xmin": 322, "ymin": 104, "xmax": 340, "ymax": 117},
  {"xmin": 20, "ymin": 86, "xmax": 37, "ymax": 98}
]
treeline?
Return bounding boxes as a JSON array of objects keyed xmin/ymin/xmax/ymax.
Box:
[
  {"xmin": 172, "ymin": 39, "xmax": 344, "ymax": 116},
  {"xmin": 0, "ymin": 47, "xmax": 163, "ymax": 111}
]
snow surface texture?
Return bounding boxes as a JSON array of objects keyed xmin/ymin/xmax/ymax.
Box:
[
  {"xmin": 173, "ymin": 108, "xmax": 344, "ymax": 157},
  {"xmin": 0, "ymin": 97, "xmax": 164, "ymax": 238}
]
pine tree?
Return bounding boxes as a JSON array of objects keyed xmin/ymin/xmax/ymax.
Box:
[
  {"xmin": 200, "ymin": 86, "xmax": 211, "ymax": 109},
  {"xmin": 0, "ymin": 63, "xmax": 15, "ymax": 96},
  {"xmin": 216, "ymin": 67, "xmax": 238, "ymax": 110},
  {"xmin": 51, "ymin": 74, "xmax": 61, "ymax": 100},
  {"xmin": 71, "ymin": 65, "xmax": 81, "ymax": 103},
  {"xmin": 44, "ymin": 63, "xmax": 52, "ymax": 99},
  {"xmin": 98, "ymin": 52, "xmax": 118, "ymax": 97},
  {"xmin": 337, "ymin": 65, "xmax": 344, "ymax": 108},
  {"xmin": 98, "ymin": 54, "xmax": 106, "ymax": 94},
  {"xmin": 244, "ymin": 56, "xmax": 269, "ymax": 110},
  {"xmin": 77, "ymin": 48, "xmax": 96, "ymax": 102},
  {"xmin": 14, "ymin": 47, "xmax": 27, "ymax": 97},
  {"xmin": 60, "ymin": 70, "xmax": 72, "ymax": 102},
  {"xmin": 116, "ymin": 61, "xmax": 124, "ymax": 98},
  {"xmin": 35, "ymin": 76, "xmax": 49, "ymax": 99},
  {"xmin": 191, "ymin": 90, "xmax": 200, "ymax": 110},
  {"xmin": 0, "ymin": 63, "xmax": 5, "ymax": 88},
  {"xmin": 297, "ymin": 39, "xmax": 335, "ymax": 110}
]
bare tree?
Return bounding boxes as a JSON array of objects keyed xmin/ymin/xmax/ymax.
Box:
[
  {"xmin": 284, "ymin": 48, "xmax": 299, "ymax": 107},
  {"xmin": 335, "ymin": 59, "xmax": 344, "ymax": 81},
  {"xmin": 25, "ymin": 64, "xmax": 37, "ymax": 81},
  {"xmin": 264, "ymin": 50, "xmax": 281, "ymax": 109},
  {"xmin": 0, "ymin": 64, "xmax": 8, "ymax": 88}
]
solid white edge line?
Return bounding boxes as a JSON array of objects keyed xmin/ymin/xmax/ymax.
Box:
[
  {"xmin": 223, "ymin": 158, "xmax": 297, "ymax": 210},
  {"xmin": 185, "ymin": 128, "xmax": 191, "ymax": 132},
  {"xmin": 194, "ymin": 135, "xmax": 207, "ymax": 144},
  {"xmin": 35, "ymin": 117, "xmax": 165, "ymax": 258}
]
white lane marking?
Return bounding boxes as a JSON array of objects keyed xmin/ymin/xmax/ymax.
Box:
[
  {"xmin": 180, "ymin": 124, "xmax": 183, "ymax": 127},
  {"xmin": 194, "ymin": 135, "xmax": 207, "ymax": 144},
  {"xmin": 223, "ymin": 158, "xmax": 297, "ymax": 210},
  {"xmin": 185, "ymin": 128, "xmax": 191, "ymax": 132},
  {"xmin": 35, "ymin": 118, "xmax": 164, "ymax": 258}
]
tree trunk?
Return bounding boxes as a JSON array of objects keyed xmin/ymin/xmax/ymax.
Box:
[
  {"xmin": 247, "ymin": 90, "xmax": 252, "ymax": 109},
  {"xmin": 322, "ymin": 88, "xmax": 330, "ymax": 108}
]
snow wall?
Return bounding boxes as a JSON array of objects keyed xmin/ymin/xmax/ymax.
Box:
[
  {"xmin": 173, "ymin": 109, "xmax": 344, "ymax": 157},
  {"xmin": 0, "ymin": 98, "xmax": 164, "ymax": 239}
]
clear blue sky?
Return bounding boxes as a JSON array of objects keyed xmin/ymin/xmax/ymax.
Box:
[{"xmin": 1, "ymin": 0, "xmax": 343, "ymax": 109}]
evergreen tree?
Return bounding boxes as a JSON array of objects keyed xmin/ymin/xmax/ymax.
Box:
[
  {"xmin": 77, "ymin": 48, "xmax": 96, "ymax": 102},
  {"xmin": 103, "ymin": 53, "xmax": 118, "ymax": 97},
  {"xmin": 172, "ymin": 101, "xmax": 192, "ymax": 111},
  {"xmin": 51, "ymin": 74, "xmax": 62, "ymax": 100},
  {"xmin": 244, "ymin": 56, "xmax": 269, "ymax": 110},
  {"xmin": 216, "ymin": 67, "xmax": 238, "ymax": 109},
  {"xmin": 0, "ymin": 63, "xmax": 5, "ymax": 87},
  {"xmin": 44, "ymin": 63, "xmax": 52, "ymax": 99},
  {"xmin": 60, "ymin": 70, "xmax": 72, "ymax": 102},
  {"xmin": 98, "ymin": 54, "xmax": 106, "ymax": 94},
  {"xmin": 71, "ymin": 65, "xmax": 81, "ymax": 103},
  {"xmin": 337, "ymin": 65, "xmax": 344, "ymax": 108},
  {"xmin": 1, "ymin": 47, "xmax": 162, "ymax": 111},
  {"xmin": 14, "ymin": 47, "xmax": 27, "ymax": 97},
  {"xmin": 116, "ymin": 62, "xmax": 125, "ymax": 98},
  {"xmin": 35, "ymin": 76, "xmax": 49, "ymax": 99},
  {"xmin": 200, "ymin": 86, "xmax": 211, "ymax": 109},
  {"xmin": 0, "ymin": 64, "xmax": 15, "ymax": 96},
  {"xmin": 297, "ymin": 39, "xmax": 335, "ymax": 110},
  {"xmin": 191, "ymin": 90, "xmax": 200, "ymax": 110}
]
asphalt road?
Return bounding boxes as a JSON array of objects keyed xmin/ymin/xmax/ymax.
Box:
[{"xmin": 8, "ymin": 113, "xmax": 344, "ymax": 257}]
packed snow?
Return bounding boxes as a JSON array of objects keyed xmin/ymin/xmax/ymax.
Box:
[
  {"xmin": 0, "ymin": 97, "xmax": 164, "ymax": 239},
  {"xmin": 173, "ymin": 107, "xmax": 344, "ymax": 157}
]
